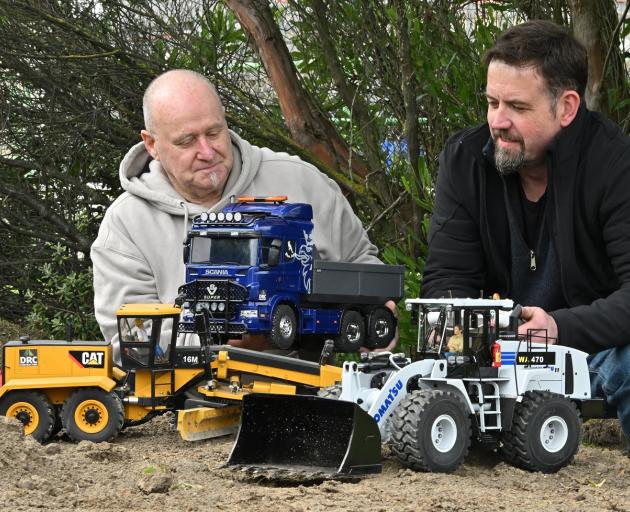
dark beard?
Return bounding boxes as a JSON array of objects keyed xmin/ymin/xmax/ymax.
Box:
[
  {"xmin": 492, "ymin": 131, "xmax": 525, "ymax": 176},
  {"xmin": 494, "ymin": 145, "xmax": 525, "ymax": 175}
]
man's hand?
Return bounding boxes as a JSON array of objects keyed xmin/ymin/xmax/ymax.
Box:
[
  {"xmin": 228, "ymin": 334, "xmax": 270, "ymax": 351},
  {"xmin": 518, "ymin": 306, "xmax": 558, "ymax": 343},
  {"xmin": 359, "ymin": 300, "xmax": 399, "ymax": 353}
]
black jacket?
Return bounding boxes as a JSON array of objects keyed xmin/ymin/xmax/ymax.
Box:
[{"xmin": 422, "ymin": 105, "xmax": 630, "ymax": 354}]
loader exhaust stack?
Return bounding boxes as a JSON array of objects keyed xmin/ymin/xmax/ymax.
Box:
[{"xmin": 227, "ymin": 393, "xmax": 382, "ymax": 476}]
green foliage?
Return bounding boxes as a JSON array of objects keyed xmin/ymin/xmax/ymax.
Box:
[
  {"xmin": 25, "ymin": 243, "xmax": 99, "ymax": 341},
  {"xmin": 142, "ymin": 464, "xmax": 168, "ymax": 475}
]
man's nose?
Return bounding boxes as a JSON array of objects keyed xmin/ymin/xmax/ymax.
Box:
[
  {"xmin": 489, "ymin": 105, "xmax": 511, "ymax": 130},
  {"xmin": 196, "ymin": 137, "xmax": 215, "ymax": 159}
]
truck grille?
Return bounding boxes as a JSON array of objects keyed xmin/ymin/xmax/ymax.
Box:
[
  {"xmin": 179, "ymin": 279, "xmax": 248, "ymax": 302},
  {"xmin": 178, "ymin": 320, "xmax": 247, "ymax": 335}
]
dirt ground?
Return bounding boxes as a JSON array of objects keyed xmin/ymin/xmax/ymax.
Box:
[{"xmin": 1, "ymin": 415, "xmax": 628, "ymax": 512}]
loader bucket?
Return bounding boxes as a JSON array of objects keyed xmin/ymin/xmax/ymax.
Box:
[{"xmin": 227, "ymin": 393, "xmax": 381, "ymax": 476}]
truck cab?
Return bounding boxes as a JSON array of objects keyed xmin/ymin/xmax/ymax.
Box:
[{"xmin": 179, "ymin": 197, "xmax": 316, "ymax": 343}]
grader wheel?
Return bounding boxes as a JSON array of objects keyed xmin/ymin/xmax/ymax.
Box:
[
  {"xmin": 0, "ymin": 390, "xmax": 56, "ymax": 442},
  {"xmin": 61, "ymin": 388, "xmax": 124, "ymax": 443}
]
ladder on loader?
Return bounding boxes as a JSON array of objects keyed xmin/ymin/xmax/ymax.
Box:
[{"xmin": 467, "ymin": 379, "xmax": 505, "ymax": 431}]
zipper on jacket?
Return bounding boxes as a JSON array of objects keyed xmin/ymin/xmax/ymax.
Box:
[{"xmin": 529, "ymin": 250, "xmax": 537, "ymax": 271}]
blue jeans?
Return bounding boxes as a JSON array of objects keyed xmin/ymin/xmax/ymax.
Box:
[{"xmin": 588, "ymin": 345, "xmax": 630, "ymax": 449}]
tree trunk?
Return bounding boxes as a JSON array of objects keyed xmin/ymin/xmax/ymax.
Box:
[
  {"xmin": 223, "ymin": 0, "xmax": 372, "ymax": 196},
  {"xmin": 569, "ymin": 0, "xmax": 628, "ymax": 118}
]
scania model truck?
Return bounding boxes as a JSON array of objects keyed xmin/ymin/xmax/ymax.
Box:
[{"xmin": 177, "ymin": 196, "xmax": 404, "ymax": 352}]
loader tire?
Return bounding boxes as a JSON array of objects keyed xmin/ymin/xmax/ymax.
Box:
[
  {"xmin": 366, "ymin": 307, "xmax": 396, "ymax": 349},
  {"xmin": 270, "ymin": 305, "xmax": 297, "ymax": 349},
  {"xmin": 0, "ymin": 390, "xmax": 57, "ymax": 443},
  {"xmin": 317, "ymin": 384, "xmax": 342, "ymax": 399},
  {"xmin": 501, "ymin": 390, "xmax": 581, "ymax": 473},
  {"xmin": 335, "ymin": 310, "xmax": 366, "ymax": 352},
  {"xmin": 61, "ymin": 388, "xmax": 124, "ymax": 443},
  {"xmin": 391, "ymin": 389, "xmax": 471, "ymax": 473}
]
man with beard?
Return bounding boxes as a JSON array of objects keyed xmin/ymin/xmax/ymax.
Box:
[{"xmin": 421, "ymin": 21, "xmax": 630, "ymax": 450}]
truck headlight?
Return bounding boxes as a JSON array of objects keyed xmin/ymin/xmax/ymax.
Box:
[
  {"xmin": 210, "ymin": 302, "xmax": 218, "ymax": 312},
  {"xmin": 218, "ymin": 302, "xmax": 226, "ymax": 312},
  {"xmin": 241, "ymin": 309, "xmax": 258, "ymax": 318}
]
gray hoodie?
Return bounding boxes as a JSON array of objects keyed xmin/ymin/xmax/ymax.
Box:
[{"xmin": 91, "ymin": 130, "xmax": 380, "ymax": 355}]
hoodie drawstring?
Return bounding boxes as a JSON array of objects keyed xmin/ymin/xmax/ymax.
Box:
[{"xmin": 180, "ymin": 201, "xmax": 190, "ymax": 245}]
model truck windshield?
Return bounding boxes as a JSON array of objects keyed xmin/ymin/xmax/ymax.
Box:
[{"xmin": 190, "ymin": 236, "xmax": 258, "ymax": 266}]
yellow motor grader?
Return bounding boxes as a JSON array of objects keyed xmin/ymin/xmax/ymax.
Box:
[{"xmin": 0, "ymin": 303, "xmax": 343, "ymax": 444}]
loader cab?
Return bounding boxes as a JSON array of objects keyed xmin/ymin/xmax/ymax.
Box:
[
  {"xmin": 116, "ymin": 304, "xmax": 182, "ymax": 370},
  {"xmin": 407, "ymin": 298, "xmax": 515, "ymax": 372}
]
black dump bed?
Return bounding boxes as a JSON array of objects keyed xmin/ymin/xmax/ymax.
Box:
[{"xmin": 306, "ymin": 260, "xmax": 405, "ymax": 305}]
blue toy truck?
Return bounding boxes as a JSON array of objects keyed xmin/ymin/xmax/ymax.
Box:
[{"xmin": 177, "ymin": 196, "xmax": 404, "ymax": 352}]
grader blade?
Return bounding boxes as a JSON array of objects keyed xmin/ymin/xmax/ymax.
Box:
[
  {"xmin": 177, "ymin": 405, "xmax": 241, "ymax": 441},
  {"xmin": 227, "ymin": 393, "xmax": 381, "ymax": 476}
]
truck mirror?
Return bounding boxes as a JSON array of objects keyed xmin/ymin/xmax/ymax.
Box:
[{"xmin": 268, "ymin": 239, "xmax": 282, "ymax": 267}]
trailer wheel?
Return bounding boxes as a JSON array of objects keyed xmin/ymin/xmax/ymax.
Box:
[
  {"xmin": 317, "ymin": 384, "xmax": 342, "ymax": 399},
  {"xmin": 270, "ymin": 305, "xmax": 297, "ymax": 349},
  {"xmin": 391, "ymin": 389, "xmax": 471, "ymax": 473},
  {"xmin": 335, "ymin": 310, "xmax": 366, "ymax": 352},
  {"xmin": 61, "ymin": 388, "xmax": 124, "ymax": 443},
  {"xmin": 366, "ymin": 307, "xmax": 396, "ymax": 348},
  {"xmin": 0, "ymin": 391, "xmax": 57, "ymax": 443},
  {"xmin": 501, "ymin": 390, "xmax": 581, "ymax": 473}
]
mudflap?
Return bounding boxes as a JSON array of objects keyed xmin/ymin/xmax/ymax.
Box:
[
  {"xmin": 177, "ymin": 405, "xmax": 241, "ymax": 441},
  {"xmin": 227, "ymin": 393, "xmax": 382, "ymax": 476}
]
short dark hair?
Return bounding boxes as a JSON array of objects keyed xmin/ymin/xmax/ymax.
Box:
[{"xmin": 484, "ymin": 20, "xmax": 588, "ymax": 99}]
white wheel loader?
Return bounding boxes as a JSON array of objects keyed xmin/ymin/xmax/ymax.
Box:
[{"xmin": 228, "ymin": 298, "xmax": 604, "ymax": 475}]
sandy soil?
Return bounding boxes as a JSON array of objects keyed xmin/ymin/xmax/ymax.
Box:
[{"xmin": 1, "ymin": 415, "xmax": 628, "ymax": 512}]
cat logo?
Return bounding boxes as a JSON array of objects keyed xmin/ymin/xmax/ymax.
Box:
[
  {"xmin": 19, "ymin": 349, "xmax": 38, "ymax": 367},
  {"xmin": 69, "ymin": 350, "xmax": 106, "ymax": 369}
]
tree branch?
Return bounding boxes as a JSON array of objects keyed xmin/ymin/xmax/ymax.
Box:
[
  {"xmin": 0, "ymin": 185, "xmax": 91, "ymax": 252},
  {"xmin": 307, "ymin": 0, "xmax": 382, "ymax": 172},
  {"xmin": 223, "ymin": 0, "xmax": 371, "ymax": 188}
]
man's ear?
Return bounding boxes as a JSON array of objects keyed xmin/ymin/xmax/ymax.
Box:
[
  {"xmin": 141, "ymin": 130, "xmax": 159, "ymax": 160},
  {"xmin": 558, "ymin": 90, "xmax": 581, "ymax": 128}
]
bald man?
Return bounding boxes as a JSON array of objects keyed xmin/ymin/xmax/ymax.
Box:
[{"xmin": 91, "ymin": 69, "xmax": 383, "ymax": 362}]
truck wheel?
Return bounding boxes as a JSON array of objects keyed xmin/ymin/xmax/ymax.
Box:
[
  {"xmin": 335, "ymin": 310, "xmax": 365, "ymax": 352},
  {"xmin": 270, "ymin": 305, "xmax": 297, "ymax": 349},
  {"xmin": 366, "ymin": 307, "xmax": 396, "ymax": 348},
  {"xmin": 317, "ymin": 384, "xmax": 342, "ymax": 399},
  {"xmin": 501, "ymin": 390, "xmax": 581, "ymax": 473},
  {"xmin": 0, "ymin": 391, "xmax": 57, "ymax": 443},
  {"xmin": 391, "ymin": 389, "xmax": 471, "ymax": 473},
  {"xmin": 61, "ymin": 388, "xmax": 124, "ymax": 443}
]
